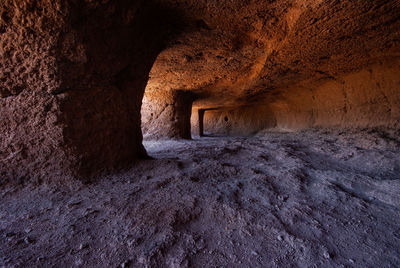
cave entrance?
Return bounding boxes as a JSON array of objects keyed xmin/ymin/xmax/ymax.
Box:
[{"xmin": 192, "ymin": 108, "xmax": 225, "ymax": 137}]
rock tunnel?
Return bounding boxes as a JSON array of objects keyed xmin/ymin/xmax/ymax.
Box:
[{"xmin": 1, "ymin": 0, "xmax": 400, "ymax": 267}]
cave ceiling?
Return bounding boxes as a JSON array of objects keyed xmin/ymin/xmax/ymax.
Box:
[{"xmin": 146, "ymin": 0, "xmax": 400, "ymax": 108}]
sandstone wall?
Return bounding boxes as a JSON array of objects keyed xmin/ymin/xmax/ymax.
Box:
[
  {"xmin": 196, "ymin": 60, "xmax": 400, "ymax": 136},
  {"xmin": 191, "ymin": 105, "xmax": 276, "ymax": 137},
  {"xmin": 142, "ymin": 90, "xmax": 195, "ymax": 140},
  {"xmin": 270, "ymin": 60, "xmax": 400, "ymax": 130}
]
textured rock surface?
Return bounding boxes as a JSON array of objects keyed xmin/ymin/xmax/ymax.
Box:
[
  {"xmin": 1, "ymin": 1, "xmax": 400, "ymax": 265},
  {"xmin": 142, "ymin": 90, "xmax": 195, "ymax": 140},
  {"xmin": 0, "ymin": 0, "xmax": 179, "ymax": 182},
  {"xmin": 191, "ymin": 105, "xmax": 276, "ymax": 137},
  {"xmin": 1, "ymin": 129, "xmax": 400, "ymax": 267},
  {"xmin": 197, "ymin": 60, "xmax": 400, "ymax": 135},
  {"xmin": 269, "ymin": 60, "xmax": 400, "ymax": 130},
  {"xmin": 2, "ymin": 0, "xmax": 400, "ymax": 180},
  {"xmin": 1, "ymin": 1, "xmax": 399, "ymax": 155},
  {"xmin": 143, "ymin": 0, "xmax": 400, "ymax": 136}
]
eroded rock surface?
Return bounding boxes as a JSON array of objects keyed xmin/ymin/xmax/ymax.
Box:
[
  {"xmin": 1, "ymin": 1, "xmax": 399, "ymax": 266},
  {"xmin": 142, "ymin": 90, "xmax": 195, "ymax": 139},
  {"xmin": 142, "ymin": 0, "xmax": 400, "ymax": 136},
  {"xmin": 2, "ymin": 0, "xmax": 400, "ymax": 180},
  {"xmin": 0, "ymin": 0, "xmax": 180, "ymax": 182},
  {"xmin": 197, "ymin": 60, "xmax": 400, "ymax": 136},
  {"xmin": 1, "ymin": 129, "xmax": 399, "ymax": 267}
]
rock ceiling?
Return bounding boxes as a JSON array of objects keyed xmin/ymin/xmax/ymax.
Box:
[{"xmin": 146, "ymin": 0, "xmax": 400, "ymax": 108}]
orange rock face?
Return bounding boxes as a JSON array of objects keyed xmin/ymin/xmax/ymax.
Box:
[
  {"xmin": 142, "ymin": 90, "xmax": 195, "ymax": 139},
  {"xmin": 194, "ymin": 60, "xmax": 400, "ymax": 136},
  {"xmin": 143, "ymin": 0, "xmax": 400, "ymax": 136}
]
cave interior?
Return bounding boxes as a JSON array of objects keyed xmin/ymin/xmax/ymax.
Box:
[{"xmin": 1, "ymin": 0, "xmax": 400, "ymax": 267}]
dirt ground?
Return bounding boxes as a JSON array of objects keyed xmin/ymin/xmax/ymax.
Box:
[{"xmin": 1, "ymin": 128, "xmax": 400, "ymax": 267}]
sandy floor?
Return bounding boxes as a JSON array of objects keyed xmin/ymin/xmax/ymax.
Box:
[{"xmin": 1, "ymin": 128, "xmax": 400, "ymax": 267}]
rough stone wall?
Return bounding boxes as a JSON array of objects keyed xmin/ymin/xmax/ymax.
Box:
[
  {"xmin": 142, "ymin": 90, "xmax": 195, "ymax": 140},
  {"xmin": 0, "ymin": 91, "xmax": 66, "ymax": 182},
  {"xmin": 0, "ymin": 0, "xmax": 176, "ymax": 183},
  {"xmin": 196, "ymin": 60, "xmax": 400, "ymax": 136},
  {"xmin": 270, "ymin": 60, "xmax": 400, "ymax": 130},
  {"xmin": 142, "ymin": 0, "xmax": 400, "ymax": 138},
  {"xmin": 191, "ymin": 106, "xmax": 276, "ymax": 137}
]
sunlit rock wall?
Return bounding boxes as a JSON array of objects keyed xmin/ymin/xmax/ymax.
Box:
[
  {"xmin": 197, "ymin": 60, "xmax": 400, "ymax": 136},
  {"xmin": 191, "ymin": 105, "xmax": 276, "ymax": 137},
  {"xmin": 142, "ymin": 90, "xmax": 195, "ymax": 140},
  {"xmin": 270, "ymin": 60, "xmax": 400, "ymax": 130}
]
